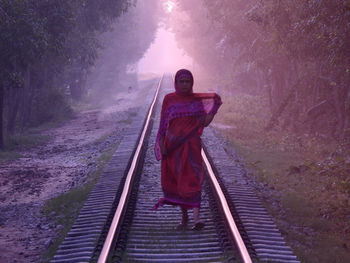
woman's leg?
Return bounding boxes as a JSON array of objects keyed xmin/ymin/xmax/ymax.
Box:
[
  {"xmin": 192, "ymin": 207, "xmax": 205, "ymax": 230},
  {"xmin": 177, "ymin": 207, "xmax": 188, "ymax": 229},
  {"xmin": 193, "ymin": 207, "xmax": 200, "ymax": 223},
  {"xmin": 181, "ymin": 207, "xmax": 188, "ymax": 225}
]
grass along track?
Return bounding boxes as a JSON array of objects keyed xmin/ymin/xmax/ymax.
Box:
[{"xmin": 41, "ymin": 140, "xmax": 120, "ymax": 262}]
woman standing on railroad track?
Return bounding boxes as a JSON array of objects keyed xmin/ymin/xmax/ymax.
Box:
[{"xmin": 153, "ymin": 69, "xmax": 222, "ymax": 230}]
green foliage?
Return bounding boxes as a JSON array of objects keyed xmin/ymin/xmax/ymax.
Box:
[
  {"xmin": 0, "ymin": 132, "xmax": 49, "ymax": 161},
  {"xmin": 0, "ymin": 150, "xmax": 21, "ymax": 161},
  {"xmin": 31, "ymin": 89, "xmax": 73, "ymax": 125},
  {"xmin": 213, "ymin": 91, "xmax": 350, "ymax": 263},
  {"xmin": 5, "ymin": 133, "xmax": 50, "ymax": 150},
  {"xmin": 171, "ymin": 0, "xmax": 350, "ymax": 138},
  {"xmin": 41, "ymin": 140, "xmax": 119, "ymax": 262},
  {"xmin": 171, "ymin": 2, "xmax": 350, "ymax": 261},
  {"xmin": 86, "ymin": 0, "xmax": 161, "ymax": 102},
  {"xmin": 0, "ymin": 0, "xmax": 136, "ymax": 147},
  {"xmin": 41, "ymin": 177, "xmax": 97, "ymax": 262}
]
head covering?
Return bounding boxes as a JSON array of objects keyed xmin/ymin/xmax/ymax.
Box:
[
  {"xmin": 174, "ymin": 69, "xmax": 194, "ymax": 94},
  {"xmin": 154, "ymin": 71, "xmax": 222, "ymax": 161}
]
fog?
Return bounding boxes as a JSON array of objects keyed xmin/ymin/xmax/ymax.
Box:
[
  {"xmin": 1, "ymin": 0, "xmax": 348, "ymax": 145},
  {"xmin": 1, "ymin": 1, "xmax": 349, "ymax": 262},
  {"xmin": 84, "ymin": 0, "xmax": 195, "ymax": 117},
  {"xmin": 137, "ymin": 27, "xmax": 193, "ymax": 75}
]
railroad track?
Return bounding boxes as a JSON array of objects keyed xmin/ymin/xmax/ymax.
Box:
[{"xmin": 51, "ymin": 74, "xmax": 299, "ymax": 263}]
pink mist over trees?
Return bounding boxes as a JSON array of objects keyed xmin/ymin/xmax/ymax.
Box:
[
  {"xmin": 1, "ymin": 0, "xmax": 349, "ymax": 149},
  {"xmin": 0, "ymin": 0, "xmax": 160, "ymax": 148},
  {"xmin": 86, "ymin": 0, "xmax": 161, "ymax": 105},
  {"xmin": 168, "ymin": 0, "xmax": 350, "ymax": 141}
]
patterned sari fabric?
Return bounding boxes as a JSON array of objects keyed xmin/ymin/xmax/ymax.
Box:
[{"xmin": 153, "ymin": 91, "xmax": 222, "ymax": 210}]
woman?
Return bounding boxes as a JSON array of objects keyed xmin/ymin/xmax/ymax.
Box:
[{"xmin": 153, "ymin": 69, "xmax": 222, "ymax": 230}]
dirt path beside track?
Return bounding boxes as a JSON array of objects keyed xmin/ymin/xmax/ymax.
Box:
[{"xmin": 0, "ymin": 78, "xmax": 157, "ymax": 263}]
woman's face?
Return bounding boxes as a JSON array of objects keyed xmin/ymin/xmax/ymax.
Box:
[{"xmin": 176, "ymin": 76, "xmax": 192, "ymax": 94}]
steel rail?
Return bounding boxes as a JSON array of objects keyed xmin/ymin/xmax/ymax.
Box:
[
  {"xmin": 169, "ymin": 74, "xmax": 252, "ymax": 262},
  {"xmin": 202, "ymin": 149, "xmax": 253, "ymax": 263},
  {"xmin": 97, "ymin": 75, "xmax": 163, "ymax": 263}
]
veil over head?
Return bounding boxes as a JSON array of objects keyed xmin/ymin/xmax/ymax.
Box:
[{"xmin": 154, "ymin": 70, "xmax": 222, "ymax": 161}]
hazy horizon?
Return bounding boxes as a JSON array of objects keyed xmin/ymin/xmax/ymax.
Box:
[{"xmin": 137, "ymin": 27, "xmax": 193, "ymax": 75}]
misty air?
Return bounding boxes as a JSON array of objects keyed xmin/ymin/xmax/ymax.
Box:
[{"xmin": 0, "ymin": 1, "xmax": 349, "ymax": 262}]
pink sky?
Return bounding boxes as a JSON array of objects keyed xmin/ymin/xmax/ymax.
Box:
[{"xmin": 137, "ymin": 27, "xmax": 193, "ymax": 75}]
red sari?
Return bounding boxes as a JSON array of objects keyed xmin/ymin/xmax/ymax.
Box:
[{"xmin": 153, "ymin": 92, "xmax": 222, "ymax": 209}]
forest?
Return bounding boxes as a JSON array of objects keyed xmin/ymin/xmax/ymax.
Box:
[
  {"xmin": 171, "ymin": 0, "xmax": 350, "ymax": 141},
  {"xmin": 2, "ymin": 0, "xmax": 348, "ymax": 148},
  {"xmin": 0, "ymin": 0, "xmax": 160, "ymax": 148},
  {"xmin": 0, "ymin": 0, "xmax": 349, "ymax": 262},
  {"xmin": 168, "ymin": 1, "xmax": 350, "ymax": 261}
]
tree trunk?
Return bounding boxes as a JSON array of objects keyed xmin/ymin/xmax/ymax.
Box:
[
  {"xmin": 0, "ymin": 84, "xmax": 4, "ymax": 149},
  {"xmin": 265, "ymin": 81, "xmax": 299, "ymax": 131},
  {"xmin": 7, "ymin": 87, "xmax": 20, "ymax": 134},
  {"xmin": 20, "ymin": 66, "xmax": 31, "ymax": 128},
  {"xmin": 26, "ymin": 77, "xmax": 35, "ymax": 125}
]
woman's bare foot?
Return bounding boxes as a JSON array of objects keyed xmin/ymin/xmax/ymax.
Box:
[
  {"xmin": 192, "ymin": 207, "xmax": 204, "ymax": 230},
  {"xmin": 191, "ymin": 221, "xmax": 205, "ymax": 230}
]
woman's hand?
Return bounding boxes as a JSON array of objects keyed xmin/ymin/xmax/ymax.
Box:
[
  {"xmin": 203, "ymin": 114, "xmax": 214, "ymax": 127},
  {"xmin": 159, "ymin": 137, "xmax": 167, "ymax": 156}
]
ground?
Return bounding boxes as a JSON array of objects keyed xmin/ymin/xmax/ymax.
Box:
[
  {"xmin": 0, "ymin": 79, "xmax": 155, "ymax": 263},
  {"xmin": 0, "ymin": 110, "xmax": 121, "ymax": 262},
  {"xmin": 211, "ymin": 92, "xmax": 350, "ymax": 263}
]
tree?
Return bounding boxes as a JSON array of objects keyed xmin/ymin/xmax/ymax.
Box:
[
  {"xmin": 168, "ymin": 0, "xmax": 350, "ymax": 138},
  {"xmin": 0, "ymin": 0, "xmax": 132, "ymax": 148},
  {"xmin": 86, "ymin": 0, "xmax": 160, "ymax": 102}
]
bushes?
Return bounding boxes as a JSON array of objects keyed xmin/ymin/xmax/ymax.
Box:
[
  {"xmin": 171, "ymin": 0, "xmax": 350, "ymax": 140},
  {"xmin": 31, "ymin": 89, "xmax": 73, "ymax": 125},
  {"xmin": 0, "ymin": 0, "xmax": 132, "ymax": 148}
]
